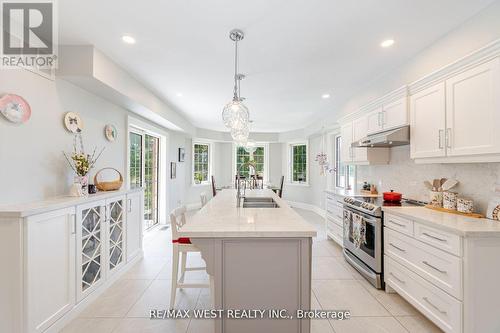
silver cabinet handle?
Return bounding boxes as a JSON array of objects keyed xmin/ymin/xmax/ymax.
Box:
[
  {"xmin": 389, "ymin": 219, "xmax": 406, "ymax": 228},
  {"xmin": 438, "ymin": 129, "xmax": 444, "ymax": 149},
  {"xmin": 422, "ymin": 261, "xmax": 447, "ymax": 274},
  {"xmin": 128, "ymin": 199, "xmax": 132, "ymax": 212},
  {"xmin": 389, "ymin": 272, "xmax": 405, "ymax": 284},
  {"xmin": 445, "ymin": 128, "xmax": 452, "ymax": 148},
  {"xmin": 71, "ymin": 214, "xmax": 76, "ymax": 235},
  {"xmin": 336, "ymin": 215, "xmax": 343, "ymax": 220},
  {"xmin": 389, "ymin": 243, "xmax": 406, "ymax": 253},
  {"xmin": 422, "ymin": 232, "xmax": 447, "ymax": 242},
  {"xmin": 423, "ymin": 297, "xmax": 447, "ymax": 314}
]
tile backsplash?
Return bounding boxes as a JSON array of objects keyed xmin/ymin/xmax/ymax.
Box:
[{"xmin": 357, "ymin": 146, "xmax": 500, "ymax": 214}]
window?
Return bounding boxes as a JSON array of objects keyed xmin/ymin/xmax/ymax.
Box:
[
  {"xmin": 193, "ymin": 142, "xmax": 210, "ymax": 184},
  {"xmin": 289, "ymin": 143, "xmax": 308, "ymax": 184},
  {"xmin": 334, "ymin": 135, "xmax": 355, "ymax": 189},
  {"xmin": 235, "ymin": 146, "xmax": 265, "ymax": 178}
]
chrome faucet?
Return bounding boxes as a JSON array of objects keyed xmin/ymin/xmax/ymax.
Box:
[{"xmin": 237, "ymin": 161, "xmax": 256, "ymax": 207}]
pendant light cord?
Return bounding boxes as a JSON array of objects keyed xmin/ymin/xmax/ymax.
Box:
[{"xmin": 233, "ymin": 39, "xmax": 239, "ymax": 101}]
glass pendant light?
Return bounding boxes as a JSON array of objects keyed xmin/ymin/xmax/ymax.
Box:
[{"xmin": 222, "ymin": 29, "xmax": 250, "ymax": 133}]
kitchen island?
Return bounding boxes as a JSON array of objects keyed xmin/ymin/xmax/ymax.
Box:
[{"xmin": 179, "ymin": 189, "xmax": 317, "ymax": 333}]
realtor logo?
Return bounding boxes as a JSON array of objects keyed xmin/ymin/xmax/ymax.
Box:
[{"xmin": 1, "ymin": 0, "xmax": 57, "ymax": 69}]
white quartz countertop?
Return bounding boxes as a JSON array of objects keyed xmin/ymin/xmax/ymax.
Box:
[
  {"xmin": 179, "ymin": 189, "xmax": 317, "ymax": 238},
  {"xmin": 383, "ymin": 206, "xmax": 500, "ymax": 237},
  {"xmin": 0, "ymin": 188, "xmax": 143, "ymax": 218}
]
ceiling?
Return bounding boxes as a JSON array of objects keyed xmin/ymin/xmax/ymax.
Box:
[{"xmin": 58, "ymin": 0, "xmax": 495, "ymax": 132}]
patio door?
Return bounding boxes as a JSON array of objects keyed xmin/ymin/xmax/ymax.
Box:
[{"xmin": 129, "ymin": 129, "xmax": 160, "ymax": 230}]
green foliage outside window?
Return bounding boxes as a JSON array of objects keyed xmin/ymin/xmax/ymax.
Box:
[
  {"xmin": 236, "ymin": 146, "xmax": 264, "ymax": 178},
  {"xmin": 193, "ymin": 144, "xmax": 209, "ymax": 184},
  {"xmin": 292, "ymin": 144, "xmax": 307, "ymax": 183}
]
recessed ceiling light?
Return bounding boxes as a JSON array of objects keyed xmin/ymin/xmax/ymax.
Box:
[
  {"xmin": 380, "ymin": 39, "xmax": 395, "ymax": 48},
  {"xmin": 122, "ymin": 35, "xmax": 136, "ymax": 44},
  {"xmin": 176, "ymin": 93, "xmax": 183, "ymax": 97},
  {"xmin": 322, "ymin": 94, "xmax": 330, "ymax": 99}
]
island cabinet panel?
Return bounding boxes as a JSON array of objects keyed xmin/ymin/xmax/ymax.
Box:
[
  {"xmin": 25, "ymin": 208, "xmax": 76, "ymax": 333},
  {"xmin": 192, "ymin": 236, "xmax": 312, "ymax": 333}
]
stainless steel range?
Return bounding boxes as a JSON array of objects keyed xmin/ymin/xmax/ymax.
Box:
[{"xmin": 342, "ymin": 196, "xmax": 425, "ymax": 289}]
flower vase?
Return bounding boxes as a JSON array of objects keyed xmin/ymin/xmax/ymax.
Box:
[{"xmin": 70, "ymin": 175, "xmax": 89, "ymax": 197}]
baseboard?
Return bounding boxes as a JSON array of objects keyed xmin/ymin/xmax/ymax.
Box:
[{"xmin": 286, "ymin": 200, "xmax": 326, "ymax": 217}]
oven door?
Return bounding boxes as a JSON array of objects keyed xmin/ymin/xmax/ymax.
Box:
[{"xmin": 343, "ymin": 207, "xmax": 382, "ymax": 273}]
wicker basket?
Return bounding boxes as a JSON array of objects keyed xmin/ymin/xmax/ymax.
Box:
[{"xmin": 94, "ymin": 168, "xmax": 123, "ymax": 191}]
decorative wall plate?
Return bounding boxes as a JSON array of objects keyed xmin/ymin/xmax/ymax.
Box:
[
  {"xmin": 64, "ymin": 112, "xmax": 83, "ymax": 133},
  {"xmin": 104, "ymin": 124, "xmax": 117, "ymax": 142},
  {"xmin": 0, "ymin": 94, "xmax": 31, "ymax": 123}
]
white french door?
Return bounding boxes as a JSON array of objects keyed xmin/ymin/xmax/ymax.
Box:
[{"xmin": 129, "ymin": 128, "xmax": 160, "ymax": 231}]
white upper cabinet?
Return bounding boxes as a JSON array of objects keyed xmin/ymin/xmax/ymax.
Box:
[
  {"xmin": 352, "ymin": 116, "xmax": 368, "ymax": 162},
  {"xmin": 340, "ymin": 122, "xmax": 353, "ymax": 163},
  {"xmin": 366, "ymin": 107, "xmax": 384, "ymax": 135},
  {"xmin": 366, "ymin": 97, "xmax": 408, "ymax": 135},
  {"xmin": 410, "ymin": 82, "xmax": 446, "ymax": 159},
  {"xmin": 445, "ymin": 58, "xmax": 500, "ymax": 157},
  {"xmin": 409, "ymin": 51, "xmax": 500, "ymax": 163},
  {"xmin": 383, "ymin": 97, "xmax": 408, "ymax": 131}
]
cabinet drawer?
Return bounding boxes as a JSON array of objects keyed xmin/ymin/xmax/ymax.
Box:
[
  {"xmin": 385, "ymin": 213, "xmax": 414, "ymax": 236},
  {"xmin": 414, "ymin": 223, "xmax": 462, "ymax": 256},
  {"xmin": 384, "ymin": 228, "xmax": 462, "ymax": 300},
  {"xmin": 327, "ymin": 221, "xmax": 343, "ymax": 247},
  {"xmin": 385, "ymin": 256, "xmax": 462, "ymax": 333}
]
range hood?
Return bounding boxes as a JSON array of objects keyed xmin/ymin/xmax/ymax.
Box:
[{"xmin": 352, "ymin": 125, "xmax": 410, "ymax": 148}]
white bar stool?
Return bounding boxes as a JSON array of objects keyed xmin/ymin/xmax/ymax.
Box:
[
  {"xmin": 169, "ymin": 206, "xmax": 210, "ymax": 309},
  {"xmin": 200, "ymin": 192, "xmax": 208, "ymax": 207}
]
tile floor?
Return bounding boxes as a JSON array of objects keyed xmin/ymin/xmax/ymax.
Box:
[{"xmin": 61, "ymin": 208, "xmax": 443, "ymax": 333}]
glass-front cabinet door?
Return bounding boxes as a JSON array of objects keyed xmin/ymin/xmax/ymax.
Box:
[
  {"xmin": 76, "ymin": 200, "xmax": 105, "ymax": 301},
  {"xmin": 107, "ymin": 196, "xmax": 126, "ymax": 276}
]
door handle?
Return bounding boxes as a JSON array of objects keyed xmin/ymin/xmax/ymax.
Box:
[
  {"xmin": 71, "ymin": 214, "xmax": 76, "ymax": 235},
  {"xmin": 422, "ymin": 232, "xmax": 447, "ymax": 242},
  {"xmin": 445, "ymin": 128, "xmax": 452, "ymax": 148},
  {"xmin": 423, "ymin": 297, "xmax": 447, "ymax": 314},
  {"xmin": 128, "ymin": 199, "xmax": 132, "ymax": 213},
  {"xmin": 389, "ymin": 243, "xmax": 406, "ymax": 253},
  {"xmin": 389, "ymin": 272, "xmax": 406, "ymax": 284},
  {"xmin": 422, "ymin": 261, "xmax": 447, "ymax": 274}
]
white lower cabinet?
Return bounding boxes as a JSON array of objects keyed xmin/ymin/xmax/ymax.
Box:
[
  {"xmin": 25, "ymin": 208, "xmax": 76, "ymax": 333},
  {"xmin": 0, "ymin": 189, "xmax": 144, "ymax": 333},
  {"xmin": 385, "ymin": 256, "xmax": 462, "ymax": 333},
  {"xmin": 384, "ymin": 212, "xmax": 500, "ymax": 333},
  {"xmin": 126, "ymin": 190, "xmax": 143, "ymax": 261},
  {"xmin": 76, "ymin": 200, "xmax": 106, "ymax": 301},
  {"xmin": 325, "ymin": 193, "xmax": 344, "ymax": 247}
]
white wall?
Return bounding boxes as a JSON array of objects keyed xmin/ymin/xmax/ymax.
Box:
[
  {"xmin": 280, "ymin": 136, "xmax": 327, "ymax": 209},
  {"xmin": 0, "ymin": 69, "xmax": 189, "ymax": 223}
]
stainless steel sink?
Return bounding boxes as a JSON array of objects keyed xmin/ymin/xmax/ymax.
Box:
[{"xmin": 242, "ymin": 197, "xmax": 279, "ymax": 208}]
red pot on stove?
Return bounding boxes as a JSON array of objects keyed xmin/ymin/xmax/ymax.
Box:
[{"xmin": 383, "ymin": 190, "xmax": 402, "ymax": 202}]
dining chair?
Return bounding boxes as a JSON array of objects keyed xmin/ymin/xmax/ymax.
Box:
[
  {"xmin": 211, "ymin": 176, "xmax": 217, "ymax": 197},
  {"xmin": 272, "ymin": 176, "xmax": 285, "ymax": 198},
  {"xmin": 169, "ymin": 206, "xmax": 210, "ymax": 308},
  {"xmin": 200, "ymin": 192, "xmax": 208, "ymax": 207}
]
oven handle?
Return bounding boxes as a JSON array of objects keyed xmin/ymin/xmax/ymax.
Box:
[{"xmin": 343, "ymin": 208, "xmax": 380, "ymax": 225}]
